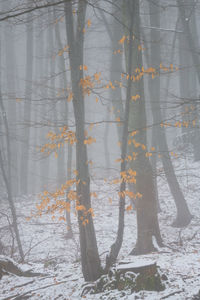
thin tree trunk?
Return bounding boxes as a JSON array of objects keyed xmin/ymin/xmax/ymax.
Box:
[
  {"xmin": 148, "ymin": 0, "xmax": 192, "ymax": 228},
  {"xmin": 40, "ymin": 26, "xmax": 50, "ymax": 191},
  {"xmin": 0, "ymin": 19, "xmax": 23, "ymax": 260},
  {"xmin": 105, "ymin": 0, "xmax": 134, "ymax": 270},
  {"xmin": 3, "ymin": 0, "xmax": 18, "ymax": 196},
  {"xmin": 178, "ymin": 2, "xmax": 200, "ymax": 161},
  {"xmin": 0, "ymin": 93, "xmax": 24, "ymax": 261},
  {"xmin": 54, "ymin": 12, "xmax": 73, "ymax": 236},
  {"xmin": 20, "ymin": 12, "xmax": 33, "ymax": 195},
  {"xmin": 177, "ymin": 0, "xmax": 200, "ymax": 85}
]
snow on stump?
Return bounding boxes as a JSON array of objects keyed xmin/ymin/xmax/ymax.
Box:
[
  {"xmin": 117, "ymin": 261, "xmax": 164, "ymax": 292},
  {"xmin": 81, "ymin": 261, "xmax": 165, "ymax": 296}
]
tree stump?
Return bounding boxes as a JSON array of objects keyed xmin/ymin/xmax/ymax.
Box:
[
  {"xmin": 117, "ymin": 261, "xmax": 165, "ymax": 292},
  {"xmin": 82, "ymin": 260, "xmax": 165, "ymax": 296}
]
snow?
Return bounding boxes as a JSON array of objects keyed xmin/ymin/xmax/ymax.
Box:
[
  {"xmin": 117, "ymin": 259, "xmax": 156, "ymax": 269},
  {"xmin": 0, "ymin": 155, "xmax": 200, "ymax": 299}
]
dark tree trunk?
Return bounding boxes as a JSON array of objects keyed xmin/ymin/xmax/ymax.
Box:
[
  {"xmin": 127, "ymin": 0, "xmax": 163, "ymax": 255},
  {"xmin": 151, "ymin": 128, "xmax": 160, "ymax": 212},
  {"xmin": 105, "ymin": 0, "xmax": 134, "ymax": 270},
  {"xmin": 64, "ymin": 0, "xmax": 101, "ymax": 281}
]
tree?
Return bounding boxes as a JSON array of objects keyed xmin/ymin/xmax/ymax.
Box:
[
  {"xmin": 20, "ymin": 9, "xmax": 34, "ymax": 195},
  {"xmin": 123, "ymin": 0, "xmax": 163, "ymax": 255},
  {"xmin": 148, "ymin": 0, "xmax": 192, "ymax": 227},
  {"xmin": 64, "ymin": 0, "xmax": 102, "ymax": 281}
]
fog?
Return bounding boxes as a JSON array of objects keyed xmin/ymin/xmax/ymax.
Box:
[{"xmin": 0, "ymin": 0, "xmax": 200, "ymax": 299}]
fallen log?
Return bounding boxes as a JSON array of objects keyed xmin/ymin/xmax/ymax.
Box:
[{"xmin": 0, "ymin": 256, "xmax": 46, "ymax": 279}]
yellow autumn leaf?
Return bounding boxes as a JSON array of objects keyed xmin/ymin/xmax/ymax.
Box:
[
  {"xmin": 58, "ymin": 49, "xmax": 63, "ymax": 56},
  {"xmin": 145, "ymin": 152, "xmax": 152, "ymax": 157},
  {"xmin": 94, "ymin": 72, "xmax": 101, "ymax": 81},
  {"xmin": 87, "ymin": 19, "xmax": 91, "ymax": 27},
  {"xmin": 76, "ymin": 205, "xmax": 86, "ymax": 211},
  {"xmin": 126, "ymin": 205, "xmax": 132, "ymax": 211},
  {"xmin": 67, "ymin": 92, "xmax": 73, "ymax": 102},
  {"xmin": 115, "ymin": 158, "xmax": 123, "ymax": 163},
  {"xmin": 118, "ymin": 35, "xmax": 126, "ymax": 44}
]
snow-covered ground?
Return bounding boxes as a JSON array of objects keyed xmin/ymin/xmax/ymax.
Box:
[{"xmin": 0, "ymin": 155, "xmax": 200, "ymax": 299}]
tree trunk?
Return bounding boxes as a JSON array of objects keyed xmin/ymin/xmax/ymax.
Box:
[
  {"xmin": 105, "ymin": 0, "xmax": 134, "ymax": 270},
  {"xmin": 178, "ymin": 2, "xmax": 200, "ymax": 161},
  {"xmin": 3, "ymin": 0, "xmax": 18, "ymax": 196},
  {"xmin": 0, "ymin": 28, "xmax": 24, "ymax": 261},
  {"xmin": 54, "ymin": 11, "xmax": 73, "ymax": 236},
  {"xmin": 64, "ymin": 0, "xmax": 101, "ymax": 281},
  {"xmin": 20, "ymin": 11, "xmax": 33, "ymax": 195},
  {"xmin": 126, "ymin": 0, "xmax": 163, "ymax": 255},
  {"xmin": 109, "ymin": 0, "xmax": 124, "ymax": 142},
  {"xmin": 151, "ymin": 127, "xmax": 160, "ymax": 212},
  {"xmin": 40, "ymin": 25, "xmax": 50, "ymax": 191},
  {"xmin": 0, "ymin": 94, "xmax": 24, "ymax": 261},
  {"xmin": 148, "ymin": 0, "xmax": 192, "ymax": 227}
]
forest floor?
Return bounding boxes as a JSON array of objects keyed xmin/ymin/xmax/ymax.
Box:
[{"xmin": 0, "ymin": 155, "xmax": 200, "ymax": 299}]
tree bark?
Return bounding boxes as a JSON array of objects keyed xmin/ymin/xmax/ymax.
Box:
[
  {"xmin": 105, "ymin": 0, "xmax": 134, "ymax": 270},
  {"xmin": 127, "ymin": 0, "xmax": 163, "ymax": 255},
  {"xmin": 64, "ymin": 0, "xmax": 101, "ymax": 281}
]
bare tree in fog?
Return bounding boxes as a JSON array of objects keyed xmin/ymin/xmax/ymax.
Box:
[
  {"xmin": 54, "ymin": 7, "xmax": 73, "ymax": 236},
  {"xmin": 64, "ymin": 0, "xmax": 102, "ymax": 281},
  {"xmin": 148, "ymin": 0, "xmax": 192, "ymax": 227},
  {"xmin": 20, "ymin": 9, "xmax": 33, "ymax": 196},
  {"xmin": 0, "ymin": 39, "xmax": 24, "ymax": 259}
]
